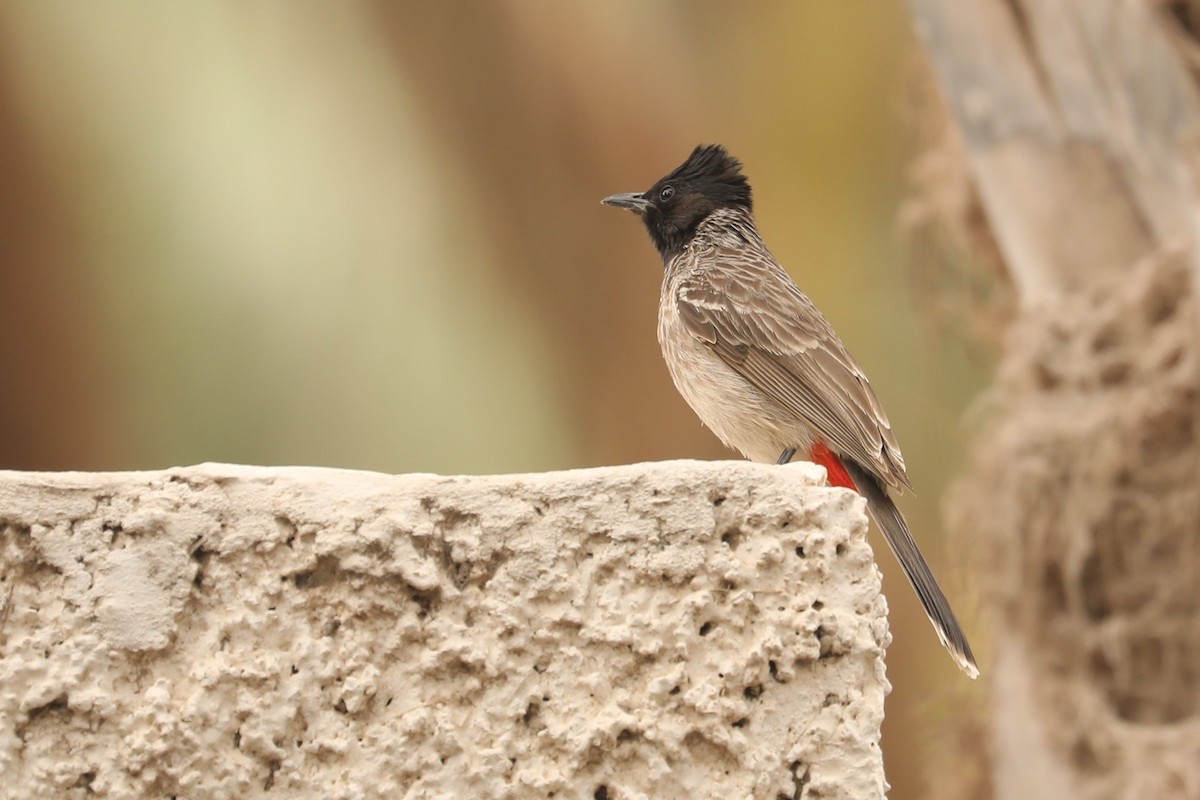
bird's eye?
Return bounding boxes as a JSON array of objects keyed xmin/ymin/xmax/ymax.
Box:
[{"xmin": 659, "ymin": 185, "xmax": 675, "ymax": 201}]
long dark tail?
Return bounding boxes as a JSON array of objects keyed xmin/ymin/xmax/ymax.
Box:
[{"xmin": 842, "ymin": 460, "xmax": 979, "ymax": 679}]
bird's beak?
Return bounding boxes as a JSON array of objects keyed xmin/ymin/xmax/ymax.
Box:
[{"xmin": 601, "ymin": 192, "xmax": 651, "ymax": 213}]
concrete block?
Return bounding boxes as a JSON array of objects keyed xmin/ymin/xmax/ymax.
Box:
[{"xmin": 0, "ymin": 460, "xmax": 888, "ymax": 799}]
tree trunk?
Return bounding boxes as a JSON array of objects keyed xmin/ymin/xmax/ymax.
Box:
[{"xmin": 907, "ymin": 1, "xmax": 1200, "ymax": 798}]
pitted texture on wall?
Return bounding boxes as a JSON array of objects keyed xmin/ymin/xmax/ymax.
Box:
[{"xmin": 0, "ymin": 461, "xmax": 889, "ymax": 800}]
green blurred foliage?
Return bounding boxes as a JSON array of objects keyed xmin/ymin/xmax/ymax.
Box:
[{"xmin": 0, "ymin": 3, "xmax": 989, "ymax": 796}]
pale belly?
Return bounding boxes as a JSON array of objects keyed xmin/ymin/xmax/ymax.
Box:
[{"xmin": 657, "ymin": 300, "xmax": 816, "ymax": 464}]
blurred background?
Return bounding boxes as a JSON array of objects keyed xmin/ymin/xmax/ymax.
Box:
[{"xmin": 0, "ymin": 3, "xmax": 994, "ymax": 796}]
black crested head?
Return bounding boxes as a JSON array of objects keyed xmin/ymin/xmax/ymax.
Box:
[
  {"xmin": 602, "ymin": 144, "xmax": 753, "ymax": 260},
  {"xmin": 658, "ymin": 144, "xmax": 752, "ymax": 212}
]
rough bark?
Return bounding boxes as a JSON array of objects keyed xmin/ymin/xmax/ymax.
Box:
[{"xmin": 907, "ymin": 1, "xmax": 1200, "ymax": 798}]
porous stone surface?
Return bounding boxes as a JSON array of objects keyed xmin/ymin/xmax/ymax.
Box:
[{"xmin": 0, "ymin": 460, "xmax": 889, "ymax": 800}]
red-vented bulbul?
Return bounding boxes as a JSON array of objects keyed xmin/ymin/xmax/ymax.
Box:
[{"xmin": 603, "ymin": 144, "xmax": 978, "ymax": 677}]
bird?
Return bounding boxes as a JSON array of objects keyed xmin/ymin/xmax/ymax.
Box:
[{"xmin": 601, "ymin": 144, "xmax": 978, "ymax": 678}]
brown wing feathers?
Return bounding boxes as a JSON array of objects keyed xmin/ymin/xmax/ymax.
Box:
[{"xmin": 676, "ymin": 268, "xmax": 909, "ymax": 491}]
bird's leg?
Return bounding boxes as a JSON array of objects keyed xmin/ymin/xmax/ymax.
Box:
[{"xmin": 776, "ymin": 448, "xmax": 796, "ymax": 465}]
